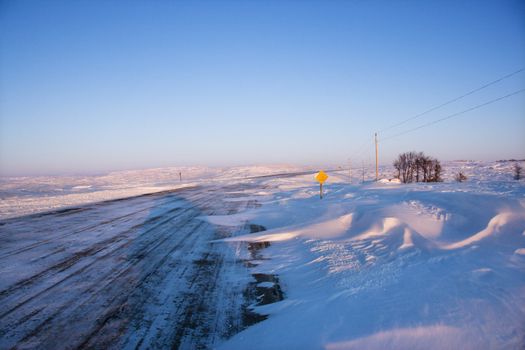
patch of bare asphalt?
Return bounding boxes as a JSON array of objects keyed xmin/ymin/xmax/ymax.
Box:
[{"xmin": 239, "ymin": 224, "xmax": 285, "ymax": 331}]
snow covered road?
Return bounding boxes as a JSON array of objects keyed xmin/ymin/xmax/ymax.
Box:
[{"xmin": 0, "ymin": 183, "xmax": 264, "ymax": 349}]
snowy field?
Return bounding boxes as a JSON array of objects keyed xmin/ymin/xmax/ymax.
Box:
[
  {"xmin": 1, "ymin": 161, "xmax": 524, "ymax": 349},
  {"xmin": 214, "ymin": 161, "xmax": 525, "ymax": 349},
  {"xmin": 0, "ymin": 165, "xmax": 308, "ymax": 220}
]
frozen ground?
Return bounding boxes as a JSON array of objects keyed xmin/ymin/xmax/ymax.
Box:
[{"xmin": 1, "ymin": 161, "xmax": 524, "ymax": 349}]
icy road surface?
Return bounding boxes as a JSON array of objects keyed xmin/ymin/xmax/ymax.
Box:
[{"xmin": 0, "ymin": 182, "xmax": 272, "ymax": 349}]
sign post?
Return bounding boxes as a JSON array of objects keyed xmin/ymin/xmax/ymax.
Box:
[{"xmin": 314, "ymin": 171, "xmax": 329, "ymax": 199}]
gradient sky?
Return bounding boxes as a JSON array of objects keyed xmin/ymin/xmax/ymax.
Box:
[{"xmin": 1, "ymin": 0, "xmax": 524, "ymax": 176}]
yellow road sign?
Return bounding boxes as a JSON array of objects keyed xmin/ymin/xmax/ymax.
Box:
[{"xmin": 315, "ymin": 170, "xmax": 328, "ymax": 184}]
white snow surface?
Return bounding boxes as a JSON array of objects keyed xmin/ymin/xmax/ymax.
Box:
[
  {"xmin": 1, "ymin": 160, "xmax": 525, "ymax": 349},
  {"xmin": 0, "ymin": 164, "xmax": 308, "ymax": 220},
  {"xmin": 210, "ymin": 160, "xmax": 525, "ymax": 350}
]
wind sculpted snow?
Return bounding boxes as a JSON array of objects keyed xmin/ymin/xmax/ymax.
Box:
[{"xmin": 218, "ymin": 162, "xmax": 525, "ymax": 349}]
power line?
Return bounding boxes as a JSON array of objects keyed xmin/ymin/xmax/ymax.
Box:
[
  {"xmin": 379, "ymin": 67, "xmax": 525, "ymax": 133},
  {"xmin": 381, "ymin": 88, "xmax": 525, "ymax": 142}
]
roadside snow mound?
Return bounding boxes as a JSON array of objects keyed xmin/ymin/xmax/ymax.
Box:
[{"xmin": 218, "ymin": 163, "xmax": 525, "ymax": 350}]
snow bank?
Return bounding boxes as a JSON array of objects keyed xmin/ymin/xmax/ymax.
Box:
[{"xmin": 217, "ymin": 161, "xmax": 525, "ymax": 349}]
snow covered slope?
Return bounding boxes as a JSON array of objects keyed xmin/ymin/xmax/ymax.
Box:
[{"xmin": 211, "ymin": 161, "xmax": 525, "ymax": 349}]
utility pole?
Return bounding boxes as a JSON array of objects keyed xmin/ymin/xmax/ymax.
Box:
[{"xmin": 375, "ymin": 132, "xmax": 379, "ymax": 181}]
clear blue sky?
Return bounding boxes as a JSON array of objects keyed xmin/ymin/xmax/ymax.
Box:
[{"xmin": 1, "ymin": 0, "xmax": 524, "ymax": 176}]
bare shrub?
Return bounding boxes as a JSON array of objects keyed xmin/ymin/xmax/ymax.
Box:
[
  {"xmin": 455, "ymin": 171, "xmax": 467, "ymax": 182},
  {"xmin": 515, "ymin": 162, "xmax": 523, "ymax": 180},
  {"xmin": 393, "ymin": 152, "xmax": 442, "ymax": 183}
]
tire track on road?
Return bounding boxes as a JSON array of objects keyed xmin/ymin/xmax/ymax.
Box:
[
  {"xmin": 0, "ymin": 191, "xmax": 218, "ymax": 327},
  {"xmin": 0, "ymin": 188, "xmax": 207, "ymax": 260},
  {"xmin": 0, "ymin": 180, "xmax": 273, "ymax": 349}
]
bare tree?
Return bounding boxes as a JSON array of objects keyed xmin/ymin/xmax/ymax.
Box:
[
  {"xmin": 394, "ymin": 158, "xmax": 401, "ymax": 180},
  {"xmin": 393, "ymin": 152, "xmax": 442, "ymax": 183},
  {"xmin": 415, "ymin": 152, "xmax": 424, "ymax": 182},
  {"xmin": 514, "ymin": 162, "xmax": 523, "ymax": 180},
  {"xmin": 394, "ymin": 151, "xmax": 416, "ymax": 183},
  {"xmin": 431, "ymin": 160, "xmax": 443, "ymax": 182}
]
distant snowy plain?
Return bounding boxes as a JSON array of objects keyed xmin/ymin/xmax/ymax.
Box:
[
  {"xmin": 1, "ymin": 161, "xmax": 524, "ymax": 349},
  {"xmin": 0, "ymin": 165, "xmax": 307, "ymax": 220}
]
